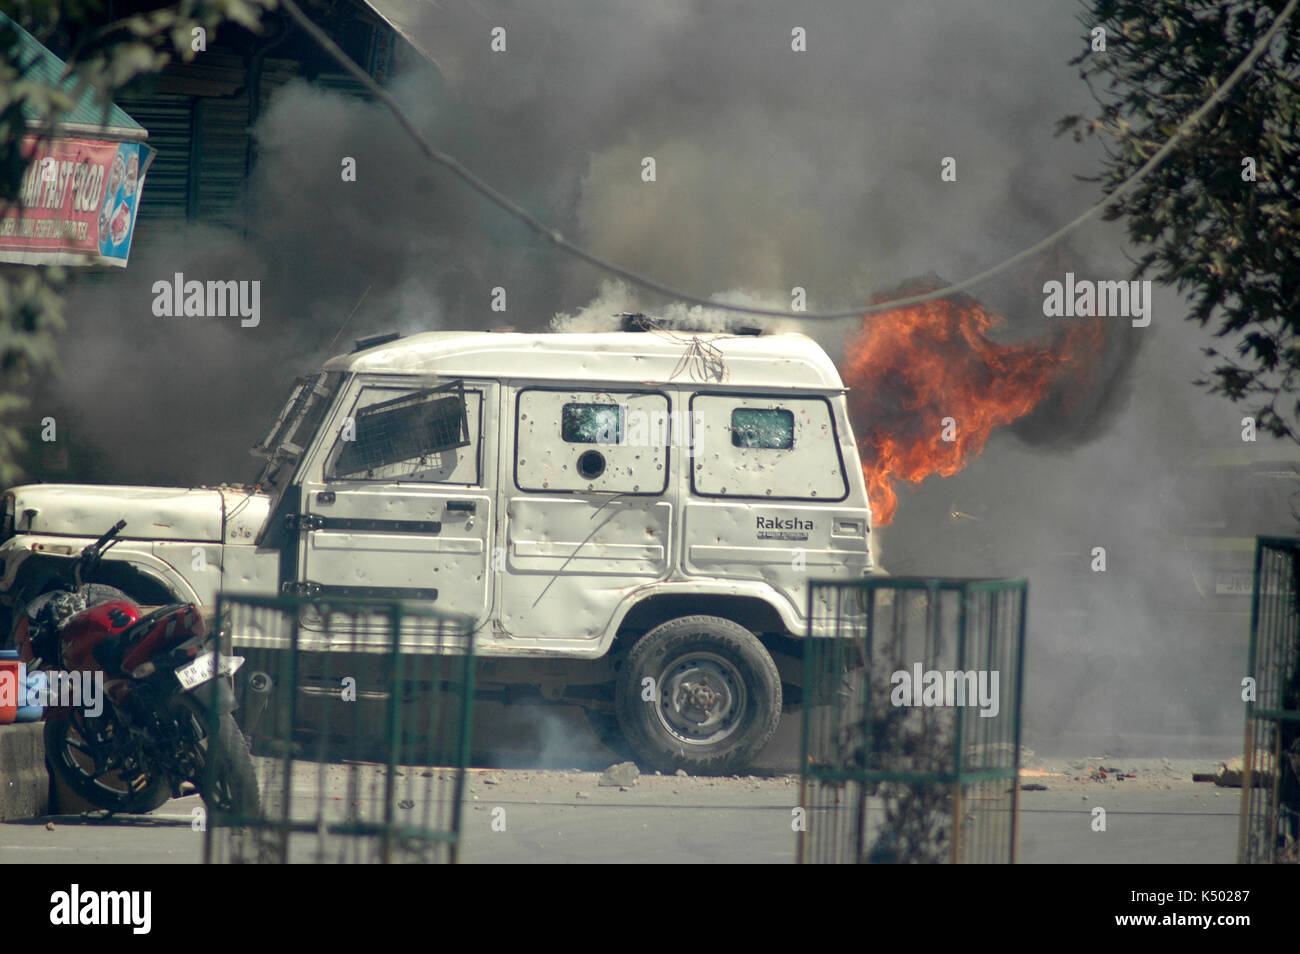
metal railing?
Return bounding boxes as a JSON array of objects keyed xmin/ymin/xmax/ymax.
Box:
[
  {"xmin": 1239, "ymin": 537, "xmax": 1300, "ymax": 864},
  {"xmin": 203, "ymin": 593, "xmax": 475, "ymax": 864},
  {"xmin": 799, "ymin": 577, "xmax": 1027, "ymax": 863}
]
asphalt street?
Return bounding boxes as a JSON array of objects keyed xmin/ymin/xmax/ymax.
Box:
[{"xmin": 0, "ymin": 757, "xmax": 1241, "ymax": 864}]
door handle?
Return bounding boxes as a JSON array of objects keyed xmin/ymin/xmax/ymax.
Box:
[{"xmin": 445, "ymin": 500, "xmax": 476, "ymax": 513}]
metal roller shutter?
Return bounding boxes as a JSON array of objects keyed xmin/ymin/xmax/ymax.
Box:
[
  {"xmin": 196, "ymin": 92, "xmax": 251, "ymax": 230},
  {"xmin": 113, "ymin": 57, "xmax": 366, "ymax": 235},
  {"xmin": 311, "ymin": 72, "xmax": 372, "ymax": 100},
  {"xmin": 110, "ymin": 92, "xmax": 192, "ymax": 231}
]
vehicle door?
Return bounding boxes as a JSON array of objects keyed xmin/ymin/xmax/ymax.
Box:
[
  {"xmin": 294, "ymin": 376, "xmax": 496, "ymax": 631},
  {"xmin": 499, "ymin": 386, "xmax": 675, "ymax": 640}
]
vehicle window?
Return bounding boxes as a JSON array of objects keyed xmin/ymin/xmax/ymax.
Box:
[
  {"xmin": 691, "ymin": 394, "xmax": 848, "ymax": 501},
  {"xmin": 253, "ymin": 371, "xmax": 343, "ymax": 492},
  {"xmin": 325, "ymin": 381, "xmax": 480, "ymax": 484},
  {"xmin": 253, "ymin": 372, "xmax": 342, "ymax": 462},
  {"xmin": 517, "ymin": 389, "xmax": 669, "ymax": 494},
  {"xmin": 731, "ymin": 408, "xmax": 794, "ymax": 449},
  {"xmin": 562, "ymin": 403, "xmax": 625, "ymax": 444}
]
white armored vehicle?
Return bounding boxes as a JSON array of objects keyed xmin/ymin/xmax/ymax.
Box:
[{"xmin": 1, "ymin": 327, "xmax": 873, "ymax": 771}]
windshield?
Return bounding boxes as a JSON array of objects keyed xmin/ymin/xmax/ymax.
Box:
[{"xmin": 252, "ymin": 371, "xmax": 343, "ymax": 489}]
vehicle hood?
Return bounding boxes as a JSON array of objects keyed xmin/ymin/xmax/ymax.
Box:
[{"xmin": 5, "ymin": 484, "xmax": 270, "ymax": 544}]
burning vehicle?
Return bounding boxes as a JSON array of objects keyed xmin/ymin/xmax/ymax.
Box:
[{"xmin": 1, "ymin": 328, "xmax": 873, "ymax": 772}]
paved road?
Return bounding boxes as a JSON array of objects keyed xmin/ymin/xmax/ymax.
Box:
[{"xmin": 0, "ymin": 758, "xmax": 1241, "ymax": 864}]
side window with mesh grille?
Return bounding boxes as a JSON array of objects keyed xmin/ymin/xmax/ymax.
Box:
[{"xmin": 326, "ymin": 381, "xmax": 480, "ymax": 484}]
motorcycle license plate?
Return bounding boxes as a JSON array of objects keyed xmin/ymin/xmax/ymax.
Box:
[{"xmin": 175, "ymin": 651, "xmax": 245, "ymax": 691}]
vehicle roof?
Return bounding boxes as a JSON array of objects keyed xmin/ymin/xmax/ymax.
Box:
[{"xmin": 322, "ymin": 331, "xmax": 845, "ymax": 391}]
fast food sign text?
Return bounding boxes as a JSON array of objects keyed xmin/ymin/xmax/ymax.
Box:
[{"xmin": 0, "ymin": 136, "xmax": 154, "ymax": 267}]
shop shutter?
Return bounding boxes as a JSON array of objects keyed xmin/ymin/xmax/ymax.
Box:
[
  {"xmin": 110, "ymin": 92, "xmax": 192, "ymax": 231},
  {"xmin": 196, "ymin": 92, "xmax": 251, "ymax": 229}
]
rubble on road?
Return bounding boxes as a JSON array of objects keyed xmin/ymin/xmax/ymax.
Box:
[
  {"xmin": 1213, "ymin": 754, "xmax": 1274, "ymax": 788},
  {"xmin": 599, "ymin": 762, "xmax": 640, "ymax": 787},
  {"xmin": 1010, "ymin": 757, "xmax": 1229, "ymax": 794}
]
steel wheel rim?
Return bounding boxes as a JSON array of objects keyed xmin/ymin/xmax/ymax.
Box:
[{"xmin": 655, "ymin": 651, "xmax": 747, "ymax": 746}]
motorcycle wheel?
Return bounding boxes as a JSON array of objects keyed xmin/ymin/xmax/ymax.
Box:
[
  {"xmin": 44, "ymin": 708, "xmax": 171, "ymax": 814},
  {"xmin": 175, "ymin": 694, "xmax": 261, "ymax": 819}
]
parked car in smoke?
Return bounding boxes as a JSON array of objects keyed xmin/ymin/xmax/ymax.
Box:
[{"xmin": 0, "ymin": 328, "xmax": 874, "ymax": 772}]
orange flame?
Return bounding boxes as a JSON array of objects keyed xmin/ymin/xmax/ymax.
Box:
[{"xmin": 841, "ymin": 296, "xmax": 1102, "ymax": 526}]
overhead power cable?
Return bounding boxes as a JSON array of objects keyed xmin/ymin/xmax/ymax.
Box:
[{"xmin": 278, "ymin": 0, "xmax": 1296, "ymax": 321}]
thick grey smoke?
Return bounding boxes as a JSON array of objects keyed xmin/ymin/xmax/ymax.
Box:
[
  {"xmin": 51, "ymin": 0, "xmax": 1109, "ymax": 481},
  {"xmin": 33, "ymin": 0, "xmax": 1295, "ymax": 758}
]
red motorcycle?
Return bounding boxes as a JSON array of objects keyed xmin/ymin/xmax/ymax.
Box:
[{"xmin": 13, "ymin": 520, "xmax": 259, "ymax": 817}]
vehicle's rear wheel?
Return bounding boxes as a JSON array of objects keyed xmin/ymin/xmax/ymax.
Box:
[
  {"xmin": 45, "ymin": 709, "xmax": 171, "ymax": 814},
  {"xmin": 4, "ymin": 583, "xmax": 49, "ymax": 654},
  {"xmin": 614, "ymin": 615, "xmax": 781, "ymax": 775}
]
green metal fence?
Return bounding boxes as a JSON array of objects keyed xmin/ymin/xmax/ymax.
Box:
[
  {"xmin": 1239, "ymin": 537, "xmax": 1300, "ymax": 864},
  {"xmin": 203, "ymin": 594, "xmax": 476, "ymax": 864},
  {"xmin": 799, "ymin": 577, "xmax": 1027, "ymax": 864}
]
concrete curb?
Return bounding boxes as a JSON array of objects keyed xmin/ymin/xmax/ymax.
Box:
[{"xmin": 0, "ymin": 722, "xmax": 50, "ymax": 820}]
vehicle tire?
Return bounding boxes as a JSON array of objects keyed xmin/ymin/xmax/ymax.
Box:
[
  {"xmin": 4, "ymin": 582, "xmax": 48, "ymax": 653},
  {"xmin": 174, "ymin": 694, "xmax": 261, "ymax": 820},
  {"xmin": 45, "ymin": 710, "xmax": 171, "ymax": 814},
  {"xmin": 614, "ymin": 615, "xmax": 781, "ymax": 775}
]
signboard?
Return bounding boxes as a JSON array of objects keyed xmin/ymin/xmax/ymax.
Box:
[{"xmin": 0, "ymin": 135, "xmax": 154, "ymax": 267}]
